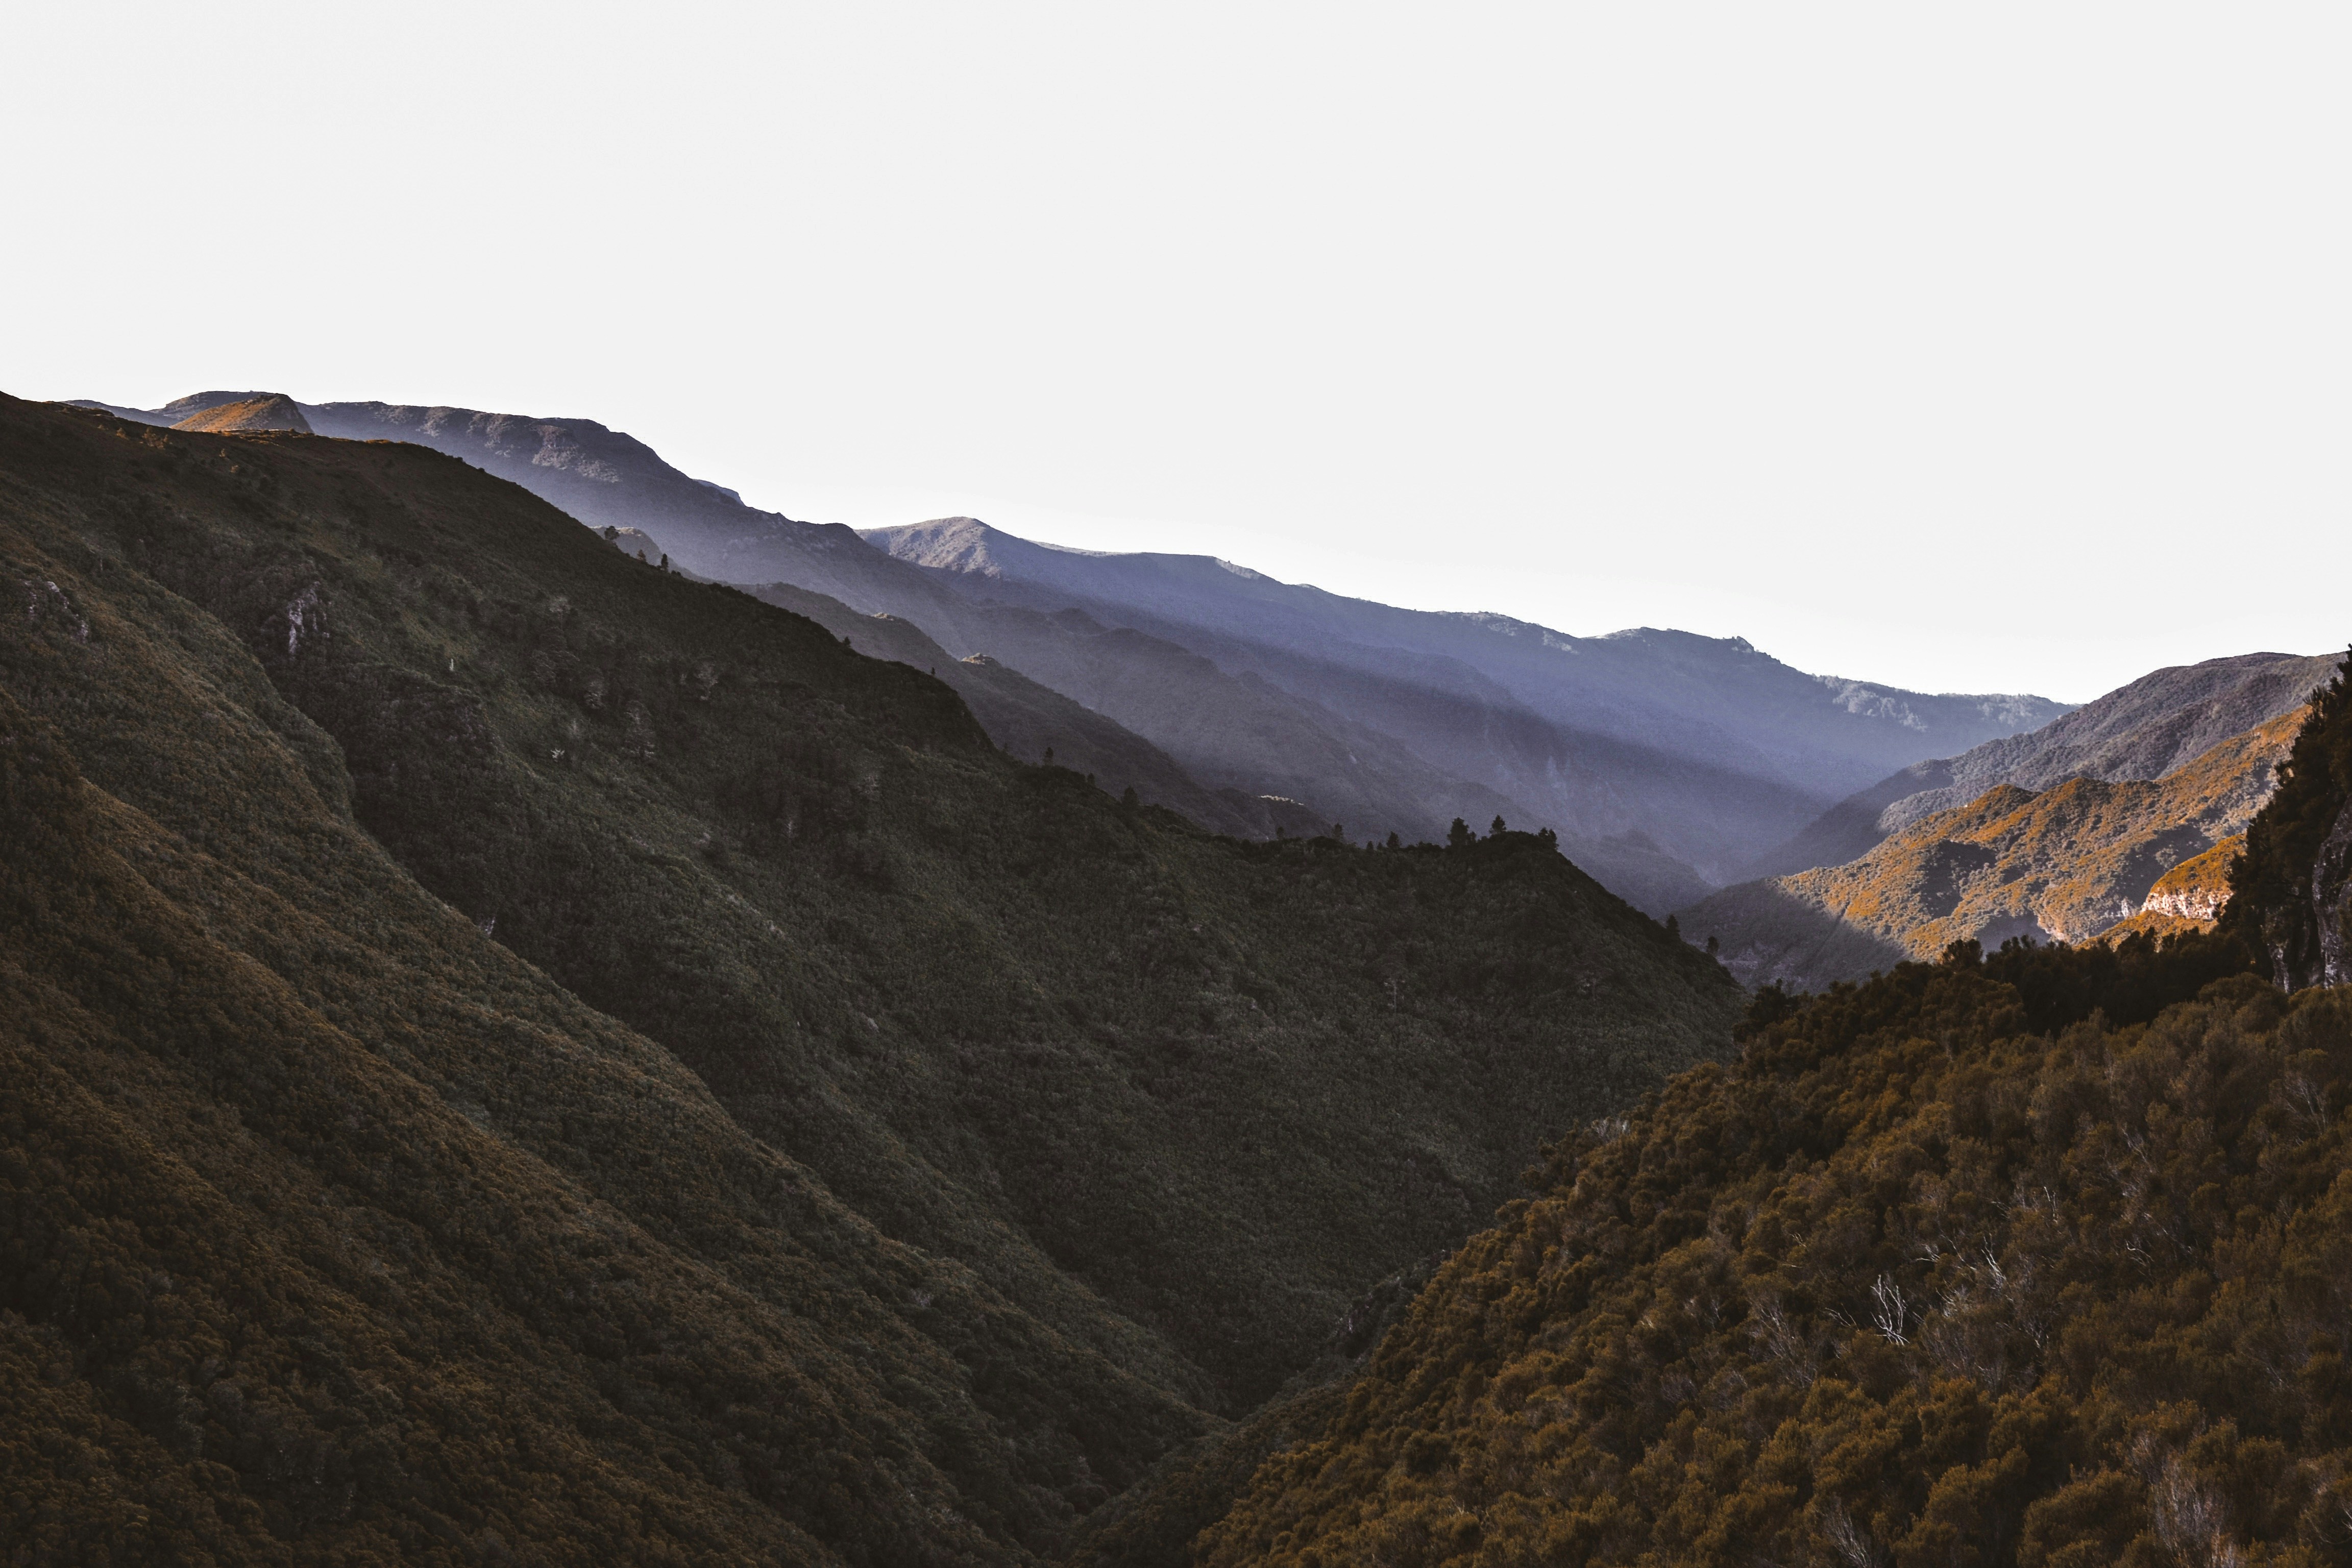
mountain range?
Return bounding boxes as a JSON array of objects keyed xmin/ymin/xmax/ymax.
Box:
[
  {"xmin": 1681, "ymin": 652, "xmax": 2339, "ymax": 991},
  {"xmin": 71, "ymin": 390, "xmax": 2070, "ymax": 915},
  {"xmin": 15, "ymin": 383, "xmax": 2352, "ymax": 1564},
  {"xmin": 4, "ymin": 392, "xmax": 1738, "ymax": 1562}
]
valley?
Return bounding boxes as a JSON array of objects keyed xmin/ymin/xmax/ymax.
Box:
[
  {"xmin": 2, "ymin": 395, "xmax": 1737, "ymax": 1562},
  {"xmin": 10, "ymin": 386, "xmax": 2349, "ymax": 1566}
]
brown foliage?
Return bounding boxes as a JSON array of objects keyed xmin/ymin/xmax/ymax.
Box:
[{"xmin": 1200, "ymin": 957, "xmax": 2352, "ymax": 1566}]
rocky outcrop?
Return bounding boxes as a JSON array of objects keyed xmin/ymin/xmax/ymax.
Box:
[
  {"xmin": 2219, "ymin": 651, "xmax": 2351, "ymax": 991},
  {"xmin": 2139, "ymin": 834, "xmax": 2240, "ymax": 922},
  {"xmin": 2314, "ymin": 795, "xmax": 2352, "ymax": 986}
]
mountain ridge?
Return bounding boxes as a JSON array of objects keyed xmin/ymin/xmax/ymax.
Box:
[
  {"xmin": 1747, "ymin": 651, "xmax": 2340, "ymax": 880},
  {"xmin": 3, "ymin": 391, "xmax": 1744, "ymax": 1560},
  {"xmin": 66, "ymin": 392, "xmax": 2070, "ymax": 903},
  {"xmin": 1681, "ymin": 705, "xmax": 2307, "ymax": 993}
]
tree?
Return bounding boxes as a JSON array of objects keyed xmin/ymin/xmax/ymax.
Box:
[
  {"xmin": 1664, "ymin": 913, "xmax": 1681, "ymax": 940},
  {"xmin": 1121, "ymin": 785, "xmax": 1140, "ymax": 810},
  {"xmin": 1385, "ymin": 831, "xmax": 1402, "ymax": 850},
  {"xmin": 1448, "ymin": 818, "xmax": 1474, "ymax": 850},
  {"xmin": 1705, "ymin": 934, "xmax": 1720, "ymax": 957},
  {"xmin": 1491, "ymin": 816, "xmax": 1507, "ymax": 837}
]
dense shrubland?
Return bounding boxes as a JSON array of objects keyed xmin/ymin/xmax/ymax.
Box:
[{"xmin": 1202, "ymin": 930, "xmax": 2352, "ymax": 1565}]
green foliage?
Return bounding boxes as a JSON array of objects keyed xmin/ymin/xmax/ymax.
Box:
[{"xmin": 1200, "ymin": 952, "xmax": 2352, "ymax": 1566}]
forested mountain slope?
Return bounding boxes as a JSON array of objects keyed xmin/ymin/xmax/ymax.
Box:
[
  {"xmin": 1684, "ymin": 706, "xmax": 2307, "ymax": 993},
  {"xmin": 748, "ymin": 580, "xmax": 1322, "ymax": 841},
  {"xmin": 1180, "ymin": 659, "xmax": 2352, "ymax": 1568},
  {"xmin": 1750, "ymin": 652, "xmax": 2340, "ymax": 880},
  {"xmin": 1200, "ymin": 947, "xmax": 2352, "ymax": 1567},
  {"xmin": 0, "ymin": 395, "xmax": 1741, "ymax": 1560}
]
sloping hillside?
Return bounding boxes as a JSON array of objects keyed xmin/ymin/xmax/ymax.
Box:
[
  {"xmin": 1, "ymin": 446, "xmax": 1199, "ymax": 1566},
  {"xmin": 1, "ymin": 394, "xmax": 1744, "ymax": 1558},
  {"xmin": 1750, "ymin": 652, "xmax": 2339, "ymax": 879},
  {"xmin": 2223, "ymin": 648, "xmax": 2352, "ymax": 989},
  {"xmin": 1197, "ymin": 939, "xmax": 2349, "ymax": 1567},
  {"xmin": 749, "ymin": 581, "xmax": 1310, "ymax": 840},
  {"xmin": 2105, "ymin": 832, "xmax": 2243, "ymax": 941},
  {"xmin": 1682, "ymin": 708, "xmax": 2304, "ymax": 993}
]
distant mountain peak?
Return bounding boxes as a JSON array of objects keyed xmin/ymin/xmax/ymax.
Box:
[{"xmin": 169, "ymin": 393, "xmax": 312, "ymax": 434}]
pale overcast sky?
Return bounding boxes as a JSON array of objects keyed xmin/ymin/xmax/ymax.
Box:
[{"xmin": 6, "ymin": 5, "xmax": 2346, "ymax": 701}]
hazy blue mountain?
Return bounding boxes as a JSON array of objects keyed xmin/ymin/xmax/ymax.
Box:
[
  {"xmin": 866, "ymin": 518, "xmax": 2063, "ymax": 788},
  {"xmin": 749, "ymin": 581, "xmax": 1329, "ymax": 841},
  {"xmin": 864, "ymin": 518, "xmax": 2068, "ymax": 877}
]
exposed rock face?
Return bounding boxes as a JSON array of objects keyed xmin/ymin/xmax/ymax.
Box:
[
  {"xmin": 2314, "ymin": 795, "xmax": 2352, "ymax": 986},
  {"xmin": 2136, "ymin": 834, "xmax": 2240, "ymax": 923},
  {"xmin": 2218, "ymin": 651, "xmax": 2352, "ymax": 991}
]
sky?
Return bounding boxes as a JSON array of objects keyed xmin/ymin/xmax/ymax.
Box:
[{"xmin": 5, "ymin": 4, "xmax": 2346, "ymax": 702}]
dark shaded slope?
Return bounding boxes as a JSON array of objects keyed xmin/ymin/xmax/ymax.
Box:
[
  {"xmin": 1751, "ymin": 651, "xmax": 2342, "ymax": 878},
  {"xmin": 2224, "ymin": 648, "xmax": 2352, "ymax": 988},
  {"xmin": 1670, "ymin": 877, "xmax": 1910, "ymax": 995},
  {"xmin": 6, "ymin": 397, "xmax": 1742, "ymax": 1435},
  {"xmin": 300, "ymin": 400, "xmax": 978, "ymax": 614},
  {"xmin": 0, "ymin": 489, "xmax": 1208, "ymax": 1564},
  {"xmin": 749, "ymin": 580, "xmax": 1296, "ymax": 839},
  {"xmin": 865, "ymin": 517, "xmax": 2066, "ymax": 797}
]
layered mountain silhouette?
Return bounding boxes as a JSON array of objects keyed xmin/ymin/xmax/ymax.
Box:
[
  {"xmin": 1192, "ymin": 666, "xmax": 2352, "ymax": 1567},
  {"xmin": 23, "ymin": 384, "xmax": 2352, "ymax": 1565},
  {"xmin": 5, "ymin": 393, "xmax": 1741, "ymax": 1562},
  {"xmin": 71, "ymin": 394, "xmax": 2068, "ymax": 913}
]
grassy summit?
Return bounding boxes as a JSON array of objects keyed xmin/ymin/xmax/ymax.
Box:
[{"xmin": 0, "ymin": 394, "xmax": 1739, "ymax": 1561}]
